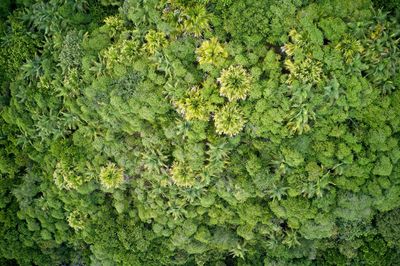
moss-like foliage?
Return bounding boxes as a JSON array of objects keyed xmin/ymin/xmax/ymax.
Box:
[{"xmin": 1, "ymin": 0, "xmax": 400, "ymax": 265}]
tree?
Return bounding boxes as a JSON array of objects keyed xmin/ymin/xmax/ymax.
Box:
[
  {"xmin": 213, "ymin": 103, "xmax": 246, "ymax": 136},
  {"xmin": 196, "ymin": 37, "xmax": 228, "ymax": 66},
  {"xmin": 218, "ymin": 65, "xmax": 252, "ymax": 102},
  {"xmin": 99, "ymin": 163, "xmax": 125, "ymax": 190}
]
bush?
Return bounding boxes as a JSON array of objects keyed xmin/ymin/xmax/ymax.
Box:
[{"xmin": 1, "ymin": 0, "xmax": 400, "ymax": 264}]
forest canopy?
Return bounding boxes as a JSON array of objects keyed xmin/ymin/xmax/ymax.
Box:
[{"xmin": 1, "ymin": 0, "xmax": 400, "ymax": 265}]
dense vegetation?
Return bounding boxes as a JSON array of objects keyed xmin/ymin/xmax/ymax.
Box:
[{"xmin": 1, "ymin": 0, "xmax": 400, "ymax": 265}]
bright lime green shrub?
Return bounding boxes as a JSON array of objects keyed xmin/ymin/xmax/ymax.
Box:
[
  {"xmin": 99, "ymin": 163, "xmax": 124, "ymax": 189},
  {"xmin": 1, "ymin": 0, "xmax": 400, "ymax": 265},
  {"xmin": 218, "ymin": 65, "xmax": 252, "ymax": 101},
  {"xmin": 53, "ymin": 161, "xmax": 86, "ymax": 190},
  {"xmin": 285, "ymin": 58, "xmax": 324, "ymax": 84},
  {"xmin": 103, "ymin": 16, "xmax": 124, "ymax": 37},
  {"xmin": 377, "ymin": 208, "xmax": 400, "ymax": 247},
  {"xmin": 67, "ymin": 210, "xmax": 88, "ymax": 230},
  {"xmin": 335, "ymin": 35, "xmax": 364, "ymax": 63},
  {"xmin": 196, "ymin": 37, "xmax": 228, "ymax": 66},
  {"xmin": 373, "ymin": 156, "xmax": 393, "ymax": 176},
  {"xmin": 143, "ymin": 29, "xmax": 168, "ymax": 54},
  {"xmin": 169, "ymin": 161, "xmax": 196, "ymax": 187},
  {"xmin": 214, "ymin": 103, "xmax": 246, "ymax": 136},
  {"xmin": 175, "ymin": 86, "xmax": 213, "ymax": 121}
]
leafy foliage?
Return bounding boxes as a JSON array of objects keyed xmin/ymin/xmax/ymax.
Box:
[
  {"xmin": 196, "ymin": 37, "xmax": 228, "ymax": 66},
  {"xmin": 218, "ymin": 65, "xmax": 252, "ymax": 102},
  {"xmin": 99, "ymin": 162, "xmax": 125, "ymax": 190},
  {"xmin": 1, "ymin": 0, "xmax": 400, "ymax": 265},
  {"xmin": 214, "ymin": 103, "xmax": 246, "ymax": 136}
]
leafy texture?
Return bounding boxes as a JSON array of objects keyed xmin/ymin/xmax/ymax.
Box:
[
  {"xmin": 218, "ymin": 65, "xmax": 252, "ymax": 101},
  {"xmin": 1, "ymin": 0, "xmax": 400, "ymax": 265},
  {"xmin": 214, "ymin": 103, "xmax": 246, "ymax": 136}
]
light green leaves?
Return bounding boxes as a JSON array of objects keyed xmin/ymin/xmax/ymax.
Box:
[
  {"xmin": 218, "ymin": 65, "xmax": 252, "ymax": 101},
  {"xmin": 170, "ymin": 161, "xmax": 197, "ymax": 187},
  {"xmin": 180, "ymin": 5, "xmax": 211, "ymax": 37},
  {"xmin": 175, "ymin": 86, "xmax": 213, "ymax": 121},
  {"xmin": 214, "ymin": 103, "xmax": 246, "ymax": 136},
  {"xmin": 196, "ymin": 37, "xmax": 228, "ymax": 66},
  {"xmin": 373, "ymin": 156, "xmax": 393, "ymax": 176},
  {"xmin": 286, "ymin": 103, "xmax": 316, "ymax": 135},
  {"xmin": 53, "ymin": 161, "xmax": 86, "ymax": 190},
  {"xmin": 285, "ymin": 58, "xmax": 323, "ymax": 84},
  {"xmin": 99, "ymin": 162, "xmax": 124, "ymax": 189},
  {"xmin": 143, "ymin": 29, "xmax": 168, "ymax": 55},
  {"xmin": 335, "ymin": 35, "xmax": 364, "ymax": 63}
]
